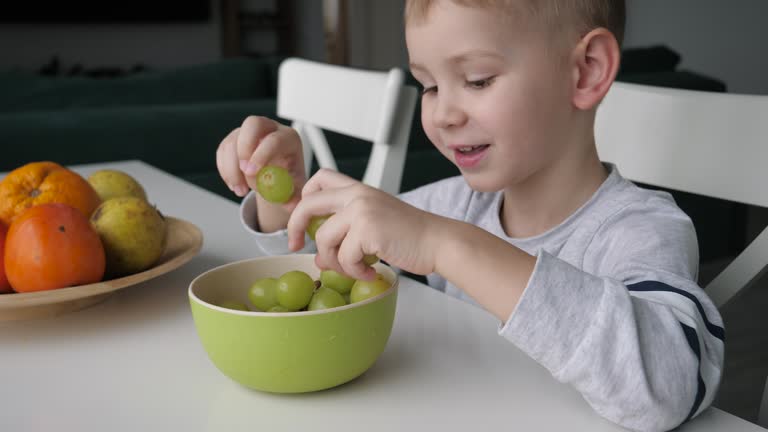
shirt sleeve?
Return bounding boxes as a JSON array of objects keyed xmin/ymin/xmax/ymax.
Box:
[
  {"xmin": 240, "ymin": 191, "xmax": 316, "ymax": 256},
  {"xmin": 247, "ymin": 229, "xmax": 317, "ymax": 256},
  {"xmin": 499, "ymin": 200, "xmax": 724, "ymax": 432}
]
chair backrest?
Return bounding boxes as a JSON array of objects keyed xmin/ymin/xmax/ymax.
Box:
[
  {"xmin": 595, "ymin": 81, "xmax": 768, "ymax": 308},
  {"xmin": 277, "ymin": 57, "xmax": 418, "ymax": 195}
]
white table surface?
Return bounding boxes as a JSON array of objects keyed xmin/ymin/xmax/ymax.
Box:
[{"xmin": 0, "ymin": 160, "xmax": 763, "ymax": 432}]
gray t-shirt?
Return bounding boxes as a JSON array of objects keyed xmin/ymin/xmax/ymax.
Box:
[{"xmin": 248, "ymin": 164, "xmax": 724, "ymax": 432}]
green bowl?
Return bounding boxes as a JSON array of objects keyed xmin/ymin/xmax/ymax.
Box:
[{"xmin": 188, "ymin": 254, "xmax": 398, "ymax": 393}]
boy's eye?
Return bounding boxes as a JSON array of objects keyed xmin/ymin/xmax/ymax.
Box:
[
  {"xmin": 421, "ymin": 85, "xmax": 437, "ymax": 95},
  {"xmin": 466, "ymin": 77, "xmax": 494, "ymax": 90}
]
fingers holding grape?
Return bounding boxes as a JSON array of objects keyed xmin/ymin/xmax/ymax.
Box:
[
  {"xmin": 299, "ymin": 212, "xmax": 379, "ymax": 277},
  {"xmin": 236, "ymin": 116, "xmax": 279, "ymax": 163}
]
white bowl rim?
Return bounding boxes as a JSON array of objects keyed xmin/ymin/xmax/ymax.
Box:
[{"xmin": 188, "ymin": 254, "xmax": 398, "ymax": 317}]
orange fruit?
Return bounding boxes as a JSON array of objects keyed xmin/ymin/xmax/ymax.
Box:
[
  {"xmin": 0, "ymin": 161, "xmax": 101, "ymax": 226},
  {"xmin": 5, "ymin": 203, "xmax": 106, "ymax": 293},
  {"xmin": 0, "ymin": 221, "xmax": 10, "ymax": 293}
]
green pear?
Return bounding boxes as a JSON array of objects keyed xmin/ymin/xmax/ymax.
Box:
[
  {"xmin": 87, "ymin": 169, "xmax": 147, "ymax": 202},
  {"xmin": 90, "ymin": 197, "xmax": 167, "ymax": 277}
]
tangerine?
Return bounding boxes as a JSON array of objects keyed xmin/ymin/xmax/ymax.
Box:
[
  {"xmin": 0, "ymin": 161, "xmax": 101, "ymax": 226},
  {"xmin": 5, "ymin": 203, "xmax": 106, "ymax": 292}
]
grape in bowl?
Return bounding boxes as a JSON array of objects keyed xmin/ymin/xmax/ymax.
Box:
[{"xmin": 188, "ymin": 254, "xmax": 398, "ymax": 393}]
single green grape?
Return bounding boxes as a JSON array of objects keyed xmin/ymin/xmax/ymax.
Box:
[
  {"xmin": 308, "ymin": 286, "xmax": 347, "ymax": 311},
  {"xmin": 217, "ymin": 300, "xmax": 249, "ymax": 311},
  {"xmin": 247, "ymin": 277, "xmax": 279, "ymax": 311},
  {"xmin": 349, "ymin": 274, "xmax": 390, "ymax": 303},
  {"xmin": 267, "ymin": 305, "xmax": 290, "ymax": 312},
  {"xmin": 255, "ymin": 165, "xmax": 294, "ymax": 203},
  {"xmin": 363, "ymin": 254, "xmax": 379, "ymax": 266},
  {"xmin": 277, "ymin": 270, "xmax": 316, "ymax": 311},
  {"xmin": 306, "ymin": 214, "xmax": 331, "ymax": 241},
  {"xmin": 320, "ymin": 269, "xmax": 355, "ymax": 295}
]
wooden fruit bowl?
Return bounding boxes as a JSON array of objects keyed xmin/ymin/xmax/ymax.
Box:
[{"xmin": 0, "ymin": 217, "xmax": 203, "ymax": 321}]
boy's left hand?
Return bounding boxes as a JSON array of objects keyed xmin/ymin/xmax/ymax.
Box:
[{"xmin": 287, "ymin": 169, "xmax": 440, "ymax": 280}]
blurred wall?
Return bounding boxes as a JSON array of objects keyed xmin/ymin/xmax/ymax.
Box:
[
  {"xmin": 1, "ymin": 0, "xmax": 765, "ymax": 94},
  {"xmin": 623, "ymin": 0, "xmax": 768, "ymax": 95},
  {"xmin": 0, "ymin": 2, "xmax": 221, "ymax": 71},
  {"xmin": 347, "ymin": 0, "xmax": 407, "ymax": 71},
  {"xmin": 0, "ymin": 0, "xmax": 324, "ymax": 72}
]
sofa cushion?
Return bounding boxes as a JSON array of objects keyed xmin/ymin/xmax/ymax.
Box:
[
  {"xmin": 617, "ymin": 70, "xmax": 727, "ymax": 92},
  {"xmin": 0, "ymin": 58, "xmax": 277, "ymax": 113},
  {"xmin": 619, "ymin": 45, "xmax": 681, "ymax": 74},
  {"xmin": 0, "ymin": 99, "xmax": 278, "ymax": 178}
]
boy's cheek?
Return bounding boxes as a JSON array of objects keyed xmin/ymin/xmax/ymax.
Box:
[
  {"xmin": 420, "ymin": 115, "xmax": 440, "ymax": 146},
  {"xmin": 420, "ymin": 111, "xmax": 432, "ymax": 134}
]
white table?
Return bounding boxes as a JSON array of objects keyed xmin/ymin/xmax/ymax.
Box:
[{"xmin": 0, "ymin": 160, "xmax": 763, "ymax": 432}]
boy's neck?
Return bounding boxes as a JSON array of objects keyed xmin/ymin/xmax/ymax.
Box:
[{"xmin": 499, "ymin": 142, "xmax": 608, "ymax": 239}]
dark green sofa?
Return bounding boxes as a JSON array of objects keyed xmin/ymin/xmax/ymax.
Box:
[{"xmin": 0, "ymin": 57, "xmax": 457, "ymax": 200}]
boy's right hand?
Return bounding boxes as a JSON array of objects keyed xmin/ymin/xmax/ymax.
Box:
[{"xmin": 216, "ymin": 116, "xmax": 307, "ymax": 210}]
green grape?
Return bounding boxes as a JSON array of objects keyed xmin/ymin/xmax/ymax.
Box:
[
  {"xmin": 320, "ymin": 269, "xmax": 355, "ymax": 294},
  {"xmin": 306, "ymin": 215, "xmax": 331, "ymax": 241},
  {"xmin": 363, "ymin": 254, "xmax": 379, "ymax": 266},
  {"xmin": 308, "ymin": 286, "xmax": 347, "ymax": 311},
  {"xmin": 247, "ymin": 277, "xmax": 279, "ymax": 311},
  {"xmin": 255, "ymin": 165, "xmax": 294, "ymax": 203},
  {"xmin": 349, "ymin": 274, "xmax": 390, "ymax": 303},
  {"xmin": 267, "ymin": 305, "xmax": 290, "ymax": 312},
  {"xmin": 277, "ymin": 270, "xmax": 316, "ymax": 311},
  {"xmin": 217, "ymin": 300, "xmax": 249, "ymax": 311}
]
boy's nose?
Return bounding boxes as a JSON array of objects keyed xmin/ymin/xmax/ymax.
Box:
[{"xmin": 431, "ymin": 94, "xmax": 467, "ymax": 129}]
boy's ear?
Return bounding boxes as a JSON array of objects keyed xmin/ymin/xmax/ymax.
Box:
[{"xmin": 570, "ymin": 28, "xmax": 621, "ymax": 110}]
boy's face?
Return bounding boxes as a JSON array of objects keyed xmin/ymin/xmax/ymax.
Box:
[{"xmin": 407, "ymin": 2, "xmax": 577, "ymax": 192}]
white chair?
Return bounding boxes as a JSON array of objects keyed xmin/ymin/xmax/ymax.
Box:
[
  {"xmin": 594, "ymin": 81, "xmax": 768, "ymax": 426},
  {"xmin": 596, "ymin": 82, "xmax": 768, "ymax": 308},
  {"xmin": 277, "ymin": 57, "xmax": 418, "ymax": 195}
]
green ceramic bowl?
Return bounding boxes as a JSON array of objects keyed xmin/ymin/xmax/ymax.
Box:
[{"xmin": 188, "ymin": 254, "xmax": 398, "ymax": 393}]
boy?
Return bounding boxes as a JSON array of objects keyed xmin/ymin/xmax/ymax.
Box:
[{"xmin": 215, "ymin": 1, "xmax": 724, "ymax": 431}]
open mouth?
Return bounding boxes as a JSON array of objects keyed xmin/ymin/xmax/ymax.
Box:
[
  {"xmin": 452, "ymin": 144, "xmax": 490, "ymax": 168},
  {"xmin": 456, "ymin": 144, "xmax": 490, "ymax": 155}
]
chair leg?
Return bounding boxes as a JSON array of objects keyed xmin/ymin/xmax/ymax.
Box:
[{"xmin": 759, "ymin": 376, "xmax": 768, "ymax": 428}]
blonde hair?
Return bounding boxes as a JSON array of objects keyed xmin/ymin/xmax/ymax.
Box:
[{"xmin": 404, "ymin": 0, "xmax": 626, "ymax": 47}]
